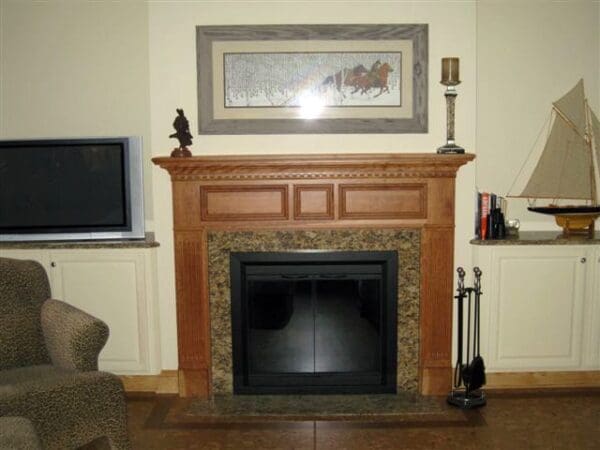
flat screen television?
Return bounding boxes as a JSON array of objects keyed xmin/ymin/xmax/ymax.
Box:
[{"xmin": 0, "ymin": 137, "xmax": 145, "ymax": 242}]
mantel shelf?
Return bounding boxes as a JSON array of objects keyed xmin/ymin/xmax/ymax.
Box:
[{"xmin": 152, "ymin": 153, "xmax": 475, "ymax": 180}]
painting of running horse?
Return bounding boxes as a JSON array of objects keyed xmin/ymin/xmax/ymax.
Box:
[
  {"xmin": 321, "ymin": 64, "xmax": 368, "ymax": 94},
  {"xmin": 223, "ymin": 52, "xmax": 402, "ymax": 108},
  {"xmin": 325, "ymin": 62, "xmax": 395, "ymax": 98}
]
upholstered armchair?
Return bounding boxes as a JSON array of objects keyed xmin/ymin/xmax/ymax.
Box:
[{"xmin": 0, "ymin": 257, "xmax": 130, "ymax": 449}]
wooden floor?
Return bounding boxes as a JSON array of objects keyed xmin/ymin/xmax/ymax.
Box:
[{"xmin": 127, "ymin": 389, "xmax": 600, "ymax": 449}]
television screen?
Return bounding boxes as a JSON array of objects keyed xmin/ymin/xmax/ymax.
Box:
[{"xmin": 0, "ymin": 137, "xmax": 144, "ymax": 241}]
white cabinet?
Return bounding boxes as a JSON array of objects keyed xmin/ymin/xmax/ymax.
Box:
[
  {"xmin": 0, "ymin": 247, "xmax": 160, "ymax": 375},
  {"xmin": 589, "ymin": 246, "xmax": 600, "ymax": 367},
  {"xmin": 472, "ymin": 244, "xmax": 599, "ymax": 373}
]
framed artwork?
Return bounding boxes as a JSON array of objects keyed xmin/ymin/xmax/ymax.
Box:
[{"xmin": 196, "ymin": 24, "xmax": 428, "ymax": 134}]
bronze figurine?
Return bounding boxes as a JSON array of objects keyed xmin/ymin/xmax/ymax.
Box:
[{"xmin": 169, "ymin": 108, "xmax": 193, "ymax": 157}]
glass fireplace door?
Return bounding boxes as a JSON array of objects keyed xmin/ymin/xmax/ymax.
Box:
[
  {"xmin": 247, "ymin": 278, "xmax": 314, "ymax": 375},
  {"xmin": 230, "ymin": 252, "xmax": 397, "ymax": 394},
  {"xmin": 314, "ymin": 278, "xmax": 381, "ymax": 374}
]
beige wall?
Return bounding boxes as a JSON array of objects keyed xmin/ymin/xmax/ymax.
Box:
[
  {"xmin": 0, "ymin": 0, "xmax": 154, "ymax": 220},
  {"xmin": 148, "ymin": 1, "xmax": 477, "ymax": 368},
  {"xmin": 2, "ymin": 0, "xmax": 597, "ymax": 371},
  {"xmin": 476, "ymin": 0, "xmax": 600, "ymax": 231}
]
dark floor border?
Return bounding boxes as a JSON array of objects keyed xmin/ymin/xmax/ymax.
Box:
[
  {"xmin": 128, "ymin": 395, "xmax": 484, "ymax": 431},
  {"xmin": 127, "ymin": 388, "xmax": 600, "ymax": 432}
]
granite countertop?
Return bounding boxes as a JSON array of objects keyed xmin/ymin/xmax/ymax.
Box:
[
  {"xmin": 470, "ymin": 230, "xmax": 600, "ymax": 246},
  {"xmin": 0, "ymin": 232, "xmax": 159, "ymax": 249}
]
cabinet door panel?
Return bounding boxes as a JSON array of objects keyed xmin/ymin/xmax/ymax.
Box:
[
  {"xmin": 487, "ymin": 247, "xmax": 588, "ymax": 370},
  {"xmin": 50, "ymin": 250, "xmax": 152, "ymax": 374},
  {"xmin": 588, "ymin": 248, "xmax": 600, "ymax": 367}
]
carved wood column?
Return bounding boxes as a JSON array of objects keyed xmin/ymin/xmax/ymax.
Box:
[
  {"xmin": 420, "ymin": 226, "xmax": 455, "ymax": 394},
  {"xmin": 173, "ymin": 231, "xmax": 210, "ymax": 396},
  {"xmin": 153, "ymin": 153, "xmax": 474, "ymax": 397}
]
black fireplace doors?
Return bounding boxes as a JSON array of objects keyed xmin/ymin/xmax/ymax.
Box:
[{"xmin": 230, "ymin": 251, "xmax": 398, "ymax": 394}]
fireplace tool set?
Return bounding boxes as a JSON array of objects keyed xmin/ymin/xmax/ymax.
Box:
[{"xmin": 447, "ymin": 267, "xmax": 486, "ymax": 409}]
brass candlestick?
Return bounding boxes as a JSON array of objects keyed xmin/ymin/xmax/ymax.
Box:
[{"xmin": 438, "ymin": 57, "xmax": 465, "ymax": 154}]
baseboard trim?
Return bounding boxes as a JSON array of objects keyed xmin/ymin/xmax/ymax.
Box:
[
  {"xmin": 486, "ymin": 371, "xmax": 600, "ymax": 389},
  {"xmin": 119, "ymin": 370, "xmax": 600, "ymax": 394},
  {"xmin": 120, "ymin": 370, "xmax": 179, "ymax": 394}
]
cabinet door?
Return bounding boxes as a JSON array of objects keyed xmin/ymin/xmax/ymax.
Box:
[
  {"xmin": 49, "ymin": 249, "xmax": 159, "ymax": 374},
  {"xmin": 585, "ymin": 247, "xmax": 600, "ymax": 367},
  {"xmin": 485, "ymin": 246, "xmax": 591, "ymax": 371}
]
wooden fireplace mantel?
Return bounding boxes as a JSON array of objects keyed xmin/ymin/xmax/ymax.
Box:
[{"xmin": 153, "ymin": 153, "xmax": 474, "ymax": 397}]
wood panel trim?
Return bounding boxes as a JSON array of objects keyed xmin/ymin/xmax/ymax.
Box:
[
  {"xmin": 293, "ymin": 184, "xmax": 334, "ymax": 220},
  {"xmin": 486, "ymin": 371, "xmax": 600, "ymax": 389},
  {"xmin": 174, "ymin": 234, "xmax": 211, "ymax": 376},
  {"xmin": 120, "ymin": 370, "xmax": 179, "ymax": 394},
  {"xmin": 419, "ymin": 227, "xmax": 454, "ymax": 394},
  {"xmin": 200, "ymin": 185, "xmax": 289, "ymax": 221},
  {"xmin": 339, "ymin": 183, "xmax": 427, "ymax": 220},
  {"xmin": 153, "ymin": 153, "xmax": 475, "ymax": 181},
  {"xmin": 421, "ymin": 367, "xmax": 453, "ymax": 395},
  {"xmin": 178, "ymin": 368, "xmax": 211, "ymax": 397}
]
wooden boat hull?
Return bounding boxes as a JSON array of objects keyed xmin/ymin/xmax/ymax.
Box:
[{"xmin": 528, "ymin": 206, "xmax": 600, "ymax": 236}]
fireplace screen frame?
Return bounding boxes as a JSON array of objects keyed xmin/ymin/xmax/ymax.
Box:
[{"xmin": 230, "ymin": 250, "xmax": 398, "ymax": 395}]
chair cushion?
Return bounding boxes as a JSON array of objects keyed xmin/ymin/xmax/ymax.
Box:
[{"xmin": 0, "ymin": 258, "xmax": 51, "ymax": 370}]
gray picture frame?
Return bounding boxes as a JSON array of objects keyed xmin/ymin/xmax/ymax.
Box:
[{"xmin": 196, "ymin": 24, "xmax": 428, "ymax": 135}]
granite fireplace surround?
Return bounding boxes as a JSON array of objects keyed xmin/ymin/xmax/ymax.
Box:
[
  {"xmin": 208, "ymin": 229, "xmax": 420, "ymax": 394},
  {"xmin": 153, "ymin": 153, "xmax": 474, "ymax": 398}
]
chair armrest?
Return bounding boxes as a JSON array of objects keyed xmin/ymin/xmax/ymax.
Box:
[{"xmin": 41, "ymin": 299, "xmax": 109, "ymax": 372}]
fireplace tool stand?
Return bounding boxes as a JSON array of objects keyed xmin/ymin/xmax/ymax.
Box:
[{"xmin": 447, "ymin": 267, "xmax": 486, "ymax": 409}]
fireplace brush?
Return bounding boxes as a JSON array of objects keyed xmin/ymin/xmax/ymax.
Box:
[{"xmin": 447, "ymin": 267, "xmax": 486, "ymax": 409}]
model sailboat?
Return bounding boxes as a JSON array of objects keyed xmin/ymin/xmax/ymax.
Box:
[{"xmin": 509, "ymin": 80, "xmax": 600, "ymax": 236}]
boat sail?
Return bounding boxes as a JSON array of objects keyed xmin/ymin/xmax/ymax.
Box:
[{"xmin": 509, "ymin": 79, "xmax": 600, "ymax": 236}]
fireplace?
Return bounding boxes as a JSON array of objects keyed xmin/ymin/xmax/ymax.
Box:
[
  {"xmin": 230, "ymin": 251, "xmax": 398, "ymax": 394},
  {"xmin": 153, "ymin": 153, "xmax": 474, "ymax": 397},
  {"xmin": 208, "ymin": 229, "xmax": 419, "ymax": 395}
]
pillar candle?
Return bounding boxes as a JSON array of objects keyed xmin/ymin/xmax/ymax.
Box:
[{"xmin": 441, "ymin": 58, "xmax": 460, "ymax": 85}]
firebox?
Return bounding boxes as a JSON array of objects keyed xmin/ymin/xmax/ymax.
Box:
[{"xmin": 230, "ymin": 251, "xmax": 398, "ymax": 394}]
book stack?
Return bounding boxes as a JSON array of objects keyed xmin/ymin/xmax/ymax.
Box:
[{"xmin": 475, "ymin": 191, "xmax": 507, "ymax": 240}]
